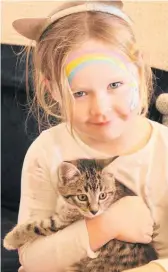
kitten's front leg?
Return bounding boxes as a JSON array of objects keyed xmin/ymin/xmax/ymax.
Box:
[{"xmin": 3, "ymin": 213, "xmax": 74, "ymax": 251}]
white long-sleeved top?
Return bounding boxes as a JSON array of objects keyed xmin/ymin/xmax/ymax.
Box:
[{"xmin": 18, "ymin": 119, "xmax": 168, "ymax": 272}]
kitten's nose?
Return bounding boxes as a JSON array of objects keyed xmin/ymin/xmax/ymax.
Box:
[{"xmin": 90, "ymin": 210, "xmax": 98, "ymax": 215}]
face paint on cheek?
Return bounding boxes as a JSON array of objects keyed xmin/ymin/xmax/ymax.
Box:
[
  {"xmin": 114, "ymin": 81, "xmax": 139, "ymax": 119},
  {"xmin": 129, "ymin": 85, "xmax": 140, "ymax": 111},
  {"xmin": 128, "ymin": 67, "xmax": 140, "ymax": 111}
]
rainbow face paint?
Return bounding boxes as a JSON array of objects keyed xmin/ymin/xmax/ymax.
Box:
[
  {"xmin": 65, "ymin": 50, "xmax": 129, "ymax": 84},
  {"xmin": 65, "ymin": 49, "xmax": 140, "ymax": 111}
]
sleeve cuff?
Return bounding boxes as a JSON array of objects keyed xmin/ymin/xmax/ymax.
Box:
[
  {"xmin": 151, "ymin": 259, "xmax": 168, "ymax": 272},
  {"xmin": 78, "ymin": 220, "xmax": 100, "ymax": 259}
]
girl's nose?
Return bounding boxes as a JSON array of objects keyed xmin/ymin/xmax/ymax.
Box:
[{"xmin": 90, "ymin": 94, "xmax": 111, "ymax": 116}]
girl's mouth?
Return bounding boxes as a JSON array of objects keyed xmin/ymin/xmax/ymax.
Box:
[{"xmin": 90, "ymin": 121, "xmax": 111, "ymax": 126}]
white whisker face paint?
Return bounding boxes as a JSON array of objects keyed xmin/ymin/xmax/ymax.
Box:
[
  {"xmin": 128, "ymin": 69, "xmax": 140, "ymax": 111},
  {"xmin": 130, "ymin": 86, "xmax": 139, "ymax": 111}
]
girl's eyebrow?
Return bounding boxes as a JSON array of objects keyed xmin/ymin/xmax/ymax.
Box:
[
  {"xmin": 71, "ymin": 87, "xmax": 92, "ymax": 92},
  {"xmin": 71, "ymin": 77, "xmax": 126, "ymax": 92}
]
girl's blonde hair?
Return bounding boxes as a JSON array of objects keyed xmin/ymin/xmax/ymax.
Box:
[{"xmin": 26, "ymin": 0, "xmax": 155, "ymax": 131}]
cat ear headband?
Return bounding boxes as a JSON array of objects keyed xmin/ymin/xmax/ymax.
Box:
[
  {"xmin": 12, "ymin": 1, "xmax": 140, "ymax": 111},
  {"xmin": 12, "ymin": 1, "xmax": 132, "ymax": 41}
]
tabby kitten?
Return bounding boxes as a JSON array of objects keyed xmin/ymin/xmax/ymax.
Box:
[{"xmin": 4, "ymin": 157, "xmax": 157, "ymax": 272}]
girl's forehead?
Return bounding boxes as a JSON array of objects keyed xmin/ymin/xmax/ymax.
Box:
[
  {"xmin": 65, "ymin": 41, "xmax": 138, "ymax": 86},
  {"xmin": 66, "ymin": 49, "xmax": 130, "ymax": 73},
  {"xmin": 66, "ymin": 51, "xmax": 138, "ymax": 84},
  {"xmin": 69, "ymin": 62, "xmax": 136, "ymax": 90},
  {"xmin": 66, "ymin": 48, "xmax": 129, "ymax": 66},
  {"xmin": 66, "ymin": 39, "xmax": 130, "ymax": 64}
]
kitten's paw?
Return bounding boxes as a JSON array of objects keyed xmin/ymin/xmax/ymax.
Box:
[
  {"xmin": 3, "ymin": 231, "xmax": 21, "ymax": 250},
  {"xmin": 3, "ymin": 239, "xmax": 16, "ymax": 250}
]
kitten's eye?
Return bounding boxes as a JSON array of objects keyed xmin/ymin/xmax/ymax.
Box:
[
  {"xmin": 77, "ymin": 194, "xmax": 88, "ymax": 201},
  {"xmin": 108, "ymin": 82, "xmax": 122, "ymax": 89},
  {"xmin": 99, "ymin": 192, "xmax": 107, "ymax": 200},
  {"xmin": 73, "ymin": 91, "xmax": 87, "ymax": 98}
]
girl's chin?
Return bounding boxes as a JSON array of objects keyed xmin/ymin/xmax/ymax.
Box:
[
  {"xmin": 74, "ymin": 122, "xmax": 128, "ymax": 142},
  {"xmin": 87, "ymin": 128, "xmax": 124, "ymax": 140}
]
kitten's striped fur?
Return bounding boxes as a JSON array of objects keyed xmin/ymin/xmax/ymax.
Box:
[{"xmin": 4, "ymin": 157, "xmax": 157, "ymax": 271}]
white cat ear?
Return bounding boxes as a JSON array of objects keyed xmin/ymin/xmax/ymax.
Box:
[{"xmin": 58, "ymin": 161, "xmax": 81, "ymax": 184}]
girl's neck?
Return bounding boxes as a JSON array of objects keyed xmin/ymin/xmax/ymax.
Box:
[{"xmin": 76, "ymin": 116, "xmax": 152, "ymax": 157}]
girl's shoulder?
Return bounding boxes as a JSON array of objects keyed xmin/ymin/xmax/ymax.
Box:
[
  {"xmin": 150, "ymin": 120, "xmax": 168, "ymax": 145},
  {"xmin": 24, "ymin": 122, "xmax": 78, "ymax": 161},
  {"xmin": 22, "ymin": 123, "xmax": 73, "ymax": 169},
  {"xmin": 41, "ymin": 122, "xmax": 69, "ymax": 141},
  {"xmin": 118, "ymin": 120, "xmax": 168, "ymax": 162},
  {"xmin": 30, "ymin": 122, "xmax": 70, "ymax": 148}
]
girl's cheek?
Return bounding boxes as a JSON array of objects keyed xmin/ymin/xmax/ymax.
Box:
[
  {"xmin": 73, "ymin": 103, "xmax": 88, "ymax": 121},
  {"xmin": 114, "ymin": 102, "xmax": 132, "ymax": 119},
  {"xmin": 113, "ymin": 87, "xmax": 140, "ymax": 118}
]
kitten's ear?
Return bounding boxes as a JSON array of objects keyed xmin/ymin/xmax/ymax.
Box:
[
  {"xmin": 96, "ymin": 156, "xmax": 119, "ymax": 169},
  {"xmin": 58, "ymin": 161, "xmax": 81, "ymax": 184}
]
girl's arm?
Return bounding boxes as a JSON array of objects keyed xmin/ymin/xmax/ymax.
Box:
[
  {"xmin": 150, "ymin": 260, "xmax": 168, "ymax": 272},
  {"xmin": 18, "ymin": 219, "xmax": 97, "ymax": 272},
  {"xmin": 123, "ymin": 261, "xmax": 168, "ymax": 272},
  {"xmin": 17, "ymin": 135, "xmax": 162, "ymax": 272},
  {"xmin": 18, "ymin": 139, "xmax": 100, "ymax": 272}
]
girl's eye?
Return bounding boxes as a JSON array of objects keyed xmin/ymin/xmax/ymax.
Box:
[
  {"xmin": 77, "ymin": 194, "xmax": 88, "ymax": 201},
  {"xmin": 108, "ymin": 82, "xmax": 123, "ymax": 89},
  {"xmin": 99, "ymin": 192, "xmax": 107, "ymax": 200},
  {"xmin": 73, "ymin": 91, "xmax": 87, "ymax": 98}
]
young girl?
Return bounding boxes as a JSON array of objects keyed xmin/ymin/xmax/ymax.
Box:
[{"xmin": 12, "ymin": 1, "xmax": 168, "ymax": 272}]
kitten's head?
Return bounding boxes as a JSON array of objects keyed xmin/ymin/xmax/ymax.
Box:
[{"xmin": 57, "ymin": 157, "xmax": 118, "ymax": 218}]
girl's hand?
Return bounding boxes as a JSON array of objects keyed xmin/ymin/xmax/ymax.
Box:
[
  {"xmin": 106, "ymin": 196, "xmax": 154, "ymax": 243},
  {"xmin": 123, "ymin": 262, "xmax": 166, "ymax": 272},
  {"xmin": 86, "ymin": 196, "xmax": 154, "ymax": 251}
]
